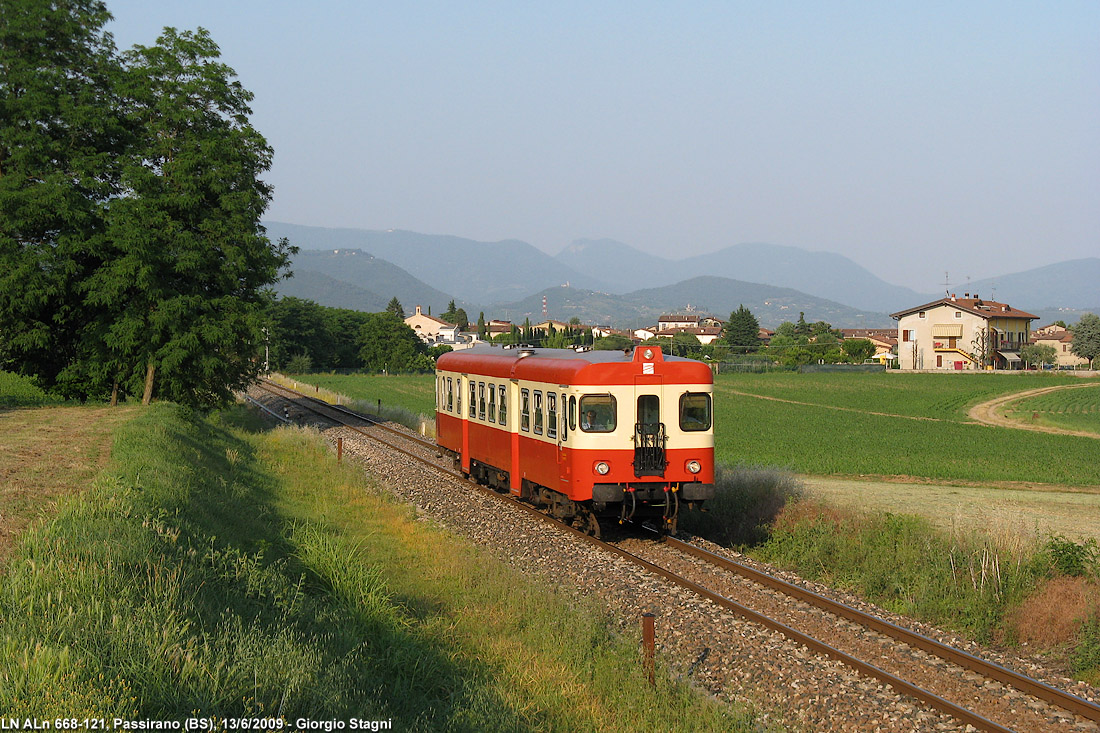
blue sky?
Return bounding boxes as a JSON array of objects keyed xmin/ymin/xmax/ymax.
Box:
[{"xmin": 103, "ymin": 1, "xmax": 1098, "ymax": 292}]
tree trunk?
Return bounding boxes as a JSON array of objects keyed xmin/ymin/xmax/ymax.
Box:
[
  {"xmin": 142, "ymin": 361, "xmax": 156, "ymax": 405},
  {"xmin": 110, "ymin": 380, "xmax": 119, "ymax": 407}
]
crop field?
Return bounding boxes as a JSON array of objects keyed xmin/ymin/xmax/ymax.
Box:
[
  {"xmin": 713, "ymin": 374, "xmax": 1100, "ymax": 486},
  {"xmin": 1003, "ymin": 384, "xmax": 1100, "ymax": 435},
  {"xmin": 715, "ymin": 371, "xmax": 1089, "ymax": 421},
  {"xmin": 290, "ymin": 371, "xmax": 1100, "ymax": 487}
]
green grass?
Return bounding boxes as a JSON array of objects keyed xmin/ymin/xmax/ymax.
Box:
[
  {"xmin": 713, "ymin": 387, "xmax": 1100, "ymax": 485},
  {"xmin": 715, "ymin": 371, "xmax": 1090, "ymax": 421},
  {"xmin": 289, "ymin": 371, "xmax": 1100, "ymax": 486},
  {"xmin": 0, "ymin": 370, "xmax": 63, "ymax": 407},
  {"xmin": 1003, "ymin": 384, "xmax": 1100, "ymax": 435},
  {"xmin": 289, "ymin": 373, "xmax": 435, "ymax": 418},
  {"xmin": 0, "ymin": 403, "xmax": 750, "ymax": 729}
]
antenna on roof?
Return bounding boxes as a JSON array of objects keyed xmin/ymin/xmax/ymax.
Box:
[{"xmin": 943, "ymin": 271, "xmax": 950, "ymax": 296}]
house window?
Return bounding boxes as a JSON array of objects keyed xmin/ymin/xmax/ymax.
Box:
[
  {"xmin": 919, "ymin": 312, "xmax": 926, "ymax": 319},
  {"xmin": 487, "ymin": 383, "xmax": 496, "ymax": 423},
  {"xmin": 955, "ymin": 311, "xmax": 962, "ymax": 318},
  {"xmin": 520, "ymin": 389, "xmax": 530, "ymax": 432},
  {"xmin": 902, "ymin": 330, "xmax": 914, "ymax": 342}
]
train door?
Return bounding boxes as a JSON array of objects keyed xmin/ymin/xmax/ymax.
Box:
[
  {"xmin": 460, "ymin": 374, "xmax": 471, "ymax": 473},
  {"xmin": 509, "ymin": 379, "xmax": 521, "ymax": 495},
  {"xmin": 554, "ymin": 389, "xmax": 571, "ymax": 493},
  {"xmin": 633, "ymin": 376, "xmax": 666, "ymax": 477}
]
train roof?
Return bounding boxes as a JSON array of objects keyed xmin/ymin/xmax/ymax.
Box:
[{"xmin": 436, "ymin": 345, "xmax": 713, "ymax": 386}]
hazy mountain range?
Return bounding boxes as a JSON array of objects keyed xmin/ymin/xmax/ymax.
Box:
[{"xmin": 264, "ymin": 221, "xmax": 1098, "ymax": 329}]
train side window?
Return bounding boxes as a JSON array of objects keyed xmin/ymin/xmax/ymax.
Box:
[
  {"xmin": 560, "ymin": 392, "xmax": 567, "ymax": 441},
  {"xmin": 579, "ymin": 394, "xmax": 616, "ymax": 433},
  {"xmin": 679, "ymin": 392, "xmax": 712, "ymax": 431},
  {"xmin": 568, "ymin": 395, "xmax": 576, "ymax": 431},
  {"xmin": 533, "ymin": 391, "xmax": 543, "ymax": 435},
  {"xmin": 547, "ymin": 393, "xmax": 557, "ymax": 439},
  {"xmin": 520, "ymin": 389, "xmax": 530, "ymax": 432},
  {"xmin": 487, "ymin": 382, "xmax": 496, "ymax": 423},
  {"xmin": 448, "ymin": 378, "xmax": 455, "ymax": 413},
  {"xmin": 478, "ymin": 382, "xmax": 486, "ymax": 420},
  {"xmin": 499, "ymin": 385, "xmax": 507, "ymax": 425},
  {"xmin": 469, "ymin": 381, "xmax": 476, "ymax": 418}
]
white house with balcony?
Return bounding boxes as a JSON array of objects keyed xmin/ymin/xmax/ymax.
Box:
[{"xmin": 891, "ymin": 295, "xmax": 1037, "ymax": 370}]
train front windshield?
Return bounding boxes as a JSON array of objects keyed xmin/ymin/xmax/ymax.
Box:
[{"xmin": 679, "ymin": 392, "xmax": 712, "ymax": 431}]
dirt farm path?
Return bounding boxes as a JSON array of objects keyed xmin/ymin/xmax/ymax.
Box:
[{"xmin": 967, "ymin": 383, "xmax": 1100, "ymax": 439}]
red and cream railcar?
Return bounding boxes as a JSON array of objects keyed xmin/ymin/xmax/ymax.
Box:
[{"xmin": 435, "ymin": 344, "xmax": 715, "ymax": 534}]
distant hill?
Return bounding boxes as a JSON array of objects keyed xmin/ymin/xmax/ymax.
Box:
[
  {"xmin": 489, "ymin": 276, "xmax": 894, "ymax": 329},
  {"xmin": 673, "ymin": 243, "xmax": 934, "ymax": 313},
  {"xmin": 554, "ymin": 238, "xmax": 668, "ymax": 292},
  {"xmin": 266, "ymin": 221, "xmax": 1094, "ymax": 323},
  {"xmin": 963, "ymin": 258, "xmax": 1100, "ymax": 310},
  {"xmin": 283, "ymin": 249, "xmax": 459, "ymax": 313},
  {"xmin": 1029, "ymin": 306, "xmax": 1099, "ymax": 328},
  {"xmin": 556, "ymin": 238, "xmax": 933, "ymax": 313},
  {"xmin": 275, "ymin": 269, "xmax": 389, "ymax": 312},
  {"xmin": 265, "ymin": 222, "xmax": 603, "ymax": 304}
]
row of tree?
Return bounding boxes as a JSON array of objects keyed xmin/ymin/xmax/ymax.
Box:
[
  {"xmin": 269, "ymin": 297, "xmax": 449, "ymax": 374},
  {"xmin": 1, "ymin": 2, "xmax": 292, "ymax": 407}
]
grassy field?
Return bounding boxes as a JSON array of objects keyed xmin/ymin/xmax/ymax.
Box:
[
  {"xmin": 284, "ymin": 372, "xmax": 434, "ymax": 417},
  {"xmin": 290, "ymin": 370, "xmax": 1100, "ymax": 487},
  {"xmin": 1003, "ymin": 383, "xmax": 1100, "ymax": 435},
  {"xmin": 0, "ymin": 402, "xmax": 749, "ymax": 728}
]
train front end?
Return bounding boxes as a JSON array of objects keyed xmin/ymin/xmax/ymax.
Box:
[{"xmin": 565, "ymin": 346, "xmax": 715, "ymax": 533}]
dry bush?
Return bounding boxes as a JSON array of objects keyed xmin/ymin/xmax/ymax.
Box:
[
  {"xmin": 1009, "ymin": 577, "xmax": 1100, "ymax": 648},
  {"xmin": 772, "ymin": 498, "xmax": 868, "ymax": 534}
]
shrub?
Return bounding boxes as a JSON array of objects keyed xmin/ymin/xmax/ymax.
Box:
[
  {"xmin": 1073, "ymin": 616, "xmax": 1100, "ymax": 684},
  {"xmin": 1042, "ymin": 536, "xmax": 1100, "ymax": 578},
  {"xmin": 679, "ymin": 464, "xmax": 802, "ymax": 546}
]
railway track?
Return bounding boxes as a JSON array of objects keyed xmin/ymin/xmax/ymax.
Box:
[{"xmin": 250, "ymin": 378, "xmax": 1100, "ymax": 733}]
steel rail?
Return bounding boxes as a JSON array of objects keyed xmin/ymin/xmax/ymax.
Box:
[
  {"xmin": 259, "ymin": 379, "xmax": 440, "ymax": 449},
  {"xmin": 248, "ymin": 379, "xmax": 1097, "ymax": 732},
  {"xmin": 664, "ymin": 536, "xmax": 1100, "ymax": 725}
]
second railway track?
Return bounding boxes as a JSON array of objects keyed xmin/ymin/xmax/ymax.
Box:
[{"xmin": 251, "ymin": 378, "xmax": 1100, "ymax": 733}]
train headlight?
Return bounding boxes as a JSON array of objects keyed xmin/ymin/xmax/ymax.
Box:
[
  {"xmin": 595, "ymin": 461, "xmax": 610, "ymax": 475},
  {"xmin": 686, "ymin": 460, "xmax": 702, "ymax": 474}
]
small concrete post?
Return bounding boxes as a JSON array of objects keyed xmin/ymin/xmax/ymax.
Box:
[{"xmin": 642, "ymin": 613, "xmax": 656, "ymax": 687}]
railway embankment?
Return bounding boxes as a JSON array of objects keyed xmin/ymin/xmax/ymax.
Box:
[{"xmin": 0, "ymin": 393, "xmax": 745, "ymax": 729}]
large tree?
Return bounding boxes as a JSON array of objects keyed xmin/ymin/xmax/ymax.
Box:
[
  {"xmin": 0, "ymin": 0, "xmax": 127, "ymax": 391},
  {"xmin": 1071, "ymin": 313, "xmax": 1100, "ymax": 368},
  {"xmin": 88, "ymin": 28, "xmax": 292, "ymax": 406},
  {"xmin": 725, "ymin": 305, "xmax": 760, "ymax": 352},
  {"xmin": 358, "ymin": 313, "xmax": 430, "ymax": 373}
]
